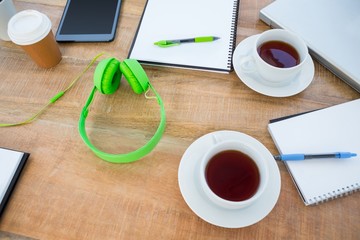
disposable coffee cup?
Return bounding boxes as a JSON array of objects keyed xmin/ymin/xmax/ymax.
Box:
[
  {"xmin": 0, "ymin": 0, "xmax": 17, "ymax": 41},
  {"xmin": 240, "ymin": 29, "xmax": 308, "ymax": 86},
  {"xmin": 8, "ymin": 10, "xmax": 62, "ymax": 68},
  {"xmin": 199, "ymin": 139, "xmax": 269, "ymax": 209}
]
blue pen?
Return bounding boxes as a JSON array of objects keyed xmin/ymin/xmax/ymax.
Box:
[{"xmin": 274, "ymin": 152, "xmax": 357, "ymax": 161}]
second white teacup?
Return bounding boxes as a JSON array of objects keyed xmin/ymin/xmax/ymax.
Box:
[
  {"xmin": 199, "ymin": 139, "xmax": 269, "ymax": 209},
  {"xmin": 240, "ymin": 29, "xmax": 308, "ymax": 86}
]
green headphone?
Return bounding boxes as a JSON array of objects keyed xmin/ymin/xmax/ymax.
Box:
[{"xmin": 78, "ymin": 58, "xmax": 166, "ymax": 163}]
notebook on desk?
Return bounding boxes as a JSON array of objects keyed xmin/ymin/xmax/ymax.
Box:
[
  {"xmin": 259, "ymin": 0, "xmax": 360, "ymax": 92},
  {"xmin": 0, "ymin": 147, "xmax": 29, "ymax": 216},
  {"xmin": 128, "ymin": 0, "xmax": 240, "ymax": 73},
  {"xmin": 268, "ymin": 99, "xmax": 360, "ymax": 205}
]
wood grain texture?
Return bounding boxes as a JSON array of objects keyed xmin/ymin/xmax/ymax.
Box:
[{"xmin": 1, "ymin": 0, "xmax": 359, "ymax": 239}]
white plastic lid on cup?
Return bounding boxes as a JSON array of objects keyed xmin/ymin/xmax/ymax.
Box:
[{"xmin": 7, "ymin": 9, "xmax": 51, "ymax": 45}]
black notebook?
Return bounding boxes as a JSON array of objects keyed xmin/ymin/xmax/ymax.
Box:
[
  {"xmin": 128, "ymin": 0, "xmax": 240, "ymax": 73},
  {"xmin": 0, "ymin": 147, "xmax": 29, "ymax": 216}
]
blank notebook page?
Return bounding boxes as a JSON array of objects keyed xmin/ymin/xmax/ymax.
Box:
[
  {"xmin": 128, "ymin": 0, "xmax": 239, "ymax": 72},
  {"xmin": 268, "ymin": 99, "xmax": 360, "ymax": 205}
]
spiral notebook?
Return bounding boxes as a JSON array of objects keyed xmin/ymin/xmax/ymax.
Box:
[
  {"xmin": 128, "ymin": 0, "xmax": 240, "ymax": 73},
  {"xmin": 268, "ymin": 99, "xmax": 360, "ymax": 205}
]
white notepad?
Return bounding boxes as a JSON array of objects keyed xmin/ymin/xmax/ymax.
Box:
[
  {"xmin": 128, "ymin": 0, "xmax": 240, "ymax": 73},
  {"xmin": 0, "ymin": 148, "xmax": 29, "ymax": 215},
  {"xmin": 268, "ymin": 99, "xmax": 360, "ymax": 205}
]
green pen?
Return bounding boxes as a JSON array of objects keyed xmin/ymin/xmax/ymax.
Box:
[{"xmin": 154, "ymin": 36, "xmax": 220, "ymax": 47}]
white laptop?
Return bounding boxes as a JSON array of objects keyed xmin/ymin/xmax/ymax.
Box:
[{"xmin": 259, "ymin": 0, "xmax": 360, "ymax": 92}]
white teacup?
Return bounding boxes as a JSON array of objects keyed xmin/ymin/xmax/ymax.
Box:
[
  {"xmin": 240, "ymin": 29, "xmax": 308, "ymax": 86},
  {"xmin": 199, "ymin": 139, "xmax": 269, "ymax": 209}
]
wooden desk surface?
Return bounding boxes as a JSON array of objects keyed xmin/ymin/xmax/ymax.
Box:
[{"xmin": 1, "ymin": 0, "xmax": 359, "ymax": 239}]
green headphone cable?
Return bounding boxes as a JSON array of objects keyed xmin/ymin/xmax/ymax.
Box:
[
  {"xmin": 1, "ymin": 55, "xmax": 166, "ymax": 163},
  {"xmin": 0, "ymin": 52, "xmax": 106, "ymax": 127}
]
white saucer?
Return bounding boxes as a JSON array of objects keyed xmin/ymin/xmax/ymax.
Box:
[
  {"xmin": 178, "ymin": 130, "xmax": 281, "ymax": 228},
  {"xmin": 232, "ymin": 35, "xmax": 315, "ymax": 97}
]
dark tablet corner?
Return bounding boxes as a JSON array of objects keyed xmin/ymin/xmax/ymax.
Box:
[{"xmin": 56, "ymin": 0, "xmax": 122, "ymax": 42}]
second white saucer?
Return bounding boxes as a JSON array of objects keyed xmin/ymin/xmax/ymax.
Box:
[
  {"xmin": 178, "ymin": 130, "xmax": 281, "ymax": 228},
  {"xmin": 232, "ymin": 35, "xmax": 315, "ymax": 97}
]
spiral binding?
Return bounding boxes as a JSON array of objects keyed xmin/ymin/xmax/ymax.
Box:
[
  {"xmin": 308, "ymin": 182, "xmax": 360, "ymax": 205},
  {"xmin": 227, "ymin": 0, "xmax": 240, "ymax": 70}
]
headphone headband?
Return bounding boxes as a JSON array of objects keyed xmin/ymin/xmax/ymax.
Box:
[{"xmin": 78, "ymin": 58, "xmax": 166, "ymax": 163}]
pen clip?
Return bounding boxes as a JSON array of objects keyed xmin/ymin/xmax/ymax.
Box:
[{"xmin": 154, "ymin": 40, "xmax": 180, "ymax": 48}]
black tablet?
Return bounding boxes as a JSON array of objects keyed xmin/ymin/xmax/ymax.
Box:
[{"xmin": 56, "ymin": 0, "xmax": 122, "ymax": 42}]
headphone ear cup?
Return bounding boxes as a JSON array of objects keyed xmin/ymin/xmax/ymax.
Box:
[
  {"xmin": 120, "ymin": 59, "xmax": 150, "ymax": 94},
  {"xmin": 94, "ymin": 58, "xmax": 121, "ymax": 94}
]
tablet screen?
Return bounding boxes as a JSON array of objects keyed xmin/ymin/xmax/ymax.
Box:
[{"xmin": 56, "ymin": 0, "xmax": 122, "ymax": 42}]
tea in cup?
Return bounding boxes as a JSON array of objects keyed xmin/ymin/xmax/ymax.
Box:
[
  {"xmin": 199, "ymin": 139, "xmax": 269, "ymax": 209},
  {"xmin": 240, "ymin": 29, "xmax": 308, "ymax": 86}
]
